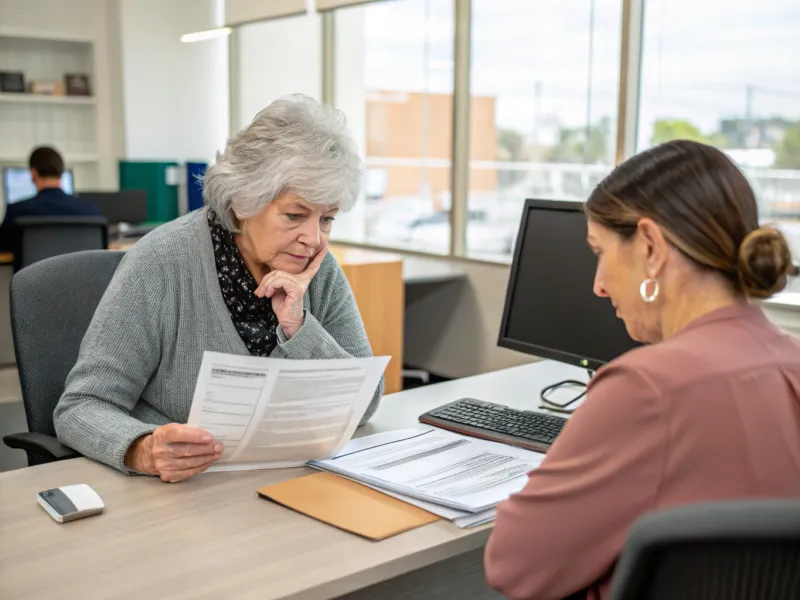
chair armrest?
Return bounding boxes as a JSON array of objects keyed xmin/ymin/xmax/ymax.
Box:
[{"xmin": 3, "ymin": 432, "xmax": 80, "ymax": 461}]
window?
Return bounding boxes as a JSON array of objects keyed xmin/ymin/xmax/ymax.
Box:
[
  {"xmin": 639, "ymin": 0, "xmax": 800, "ymax": 258},
  {"xmin": 331, "ymin": 0, "xmax": 455, "ymax": 253},
  {"xmin": 466, "ymin": 0, "xmax": 622, "ymax": 260}
]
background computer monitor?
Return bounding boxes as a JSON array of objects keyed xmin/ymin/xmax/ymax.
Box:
[
  {"xmin": 498, "ymin": 199, "xmax": 639, "ymax": 373},
  {"xmin": 77, "ymin": 190, "xmax": 148, "ymax": 224},
  {"xmin": 3, "ymin": 167, "xmax": 74, "ymax": 203}
]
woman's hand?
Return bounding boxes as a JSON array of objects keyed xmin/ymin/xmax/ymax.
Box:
[
  {"xmin": 125, "ymin": 424, "xmax": 223, "ymax": 483},
  {"xmin": 255, "ymin": 244, "xmax": 328, "ymax": 339}
]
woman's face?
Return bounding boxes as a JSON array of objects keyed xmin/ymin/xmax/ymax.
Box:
[
  {"xmin": 237, "ymin": 192, "xmax": 338, "ymax": 275},
  {"xmin": 587, "ymin": 219, "xmax": 662, "ymax": 343}
]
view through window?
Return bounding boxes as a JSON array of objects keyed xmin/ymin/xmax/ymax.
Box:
[
  {"xmin": 332, "ymin": 0, "xmax": 800, "ymax": 267},
  {"xmin": 334, "ymin": 0, "xmax": 455, "ymax": 253},
  {"xmin": 466, "ymin": 0, "xmax": 622, "ymax": 260},
  {"xmin": 639, "ymin": 0, "xmax": 800, "ymax": 280}
]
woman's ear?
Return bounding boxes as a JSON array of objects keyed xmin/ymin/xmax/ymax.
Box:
[{"xmin": 636, "ymin": 218, "xmax": 668, "ymax": 278}]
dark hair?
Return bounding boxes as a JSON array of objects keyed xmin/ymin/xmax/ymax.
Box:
[
  {"xmin": 28, "ymin": 146, "xmax": 65, "ymax": 179},
  {"xmin": 585, "ymin": 140, "xmax": 797, "ymax": 299}
]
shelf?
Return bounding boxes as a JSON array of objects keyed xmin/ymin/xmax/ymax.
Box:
[
  {"xmin": 0, "ymin": 153, "xmax": 99, "ymax": 164},
  {"xmin": 0, "ymin": 93, "xmax": 95, "ymax": 105},
  {"xmin": 0, "ymin": 27, "xmax": 93, "ymax": 44}
]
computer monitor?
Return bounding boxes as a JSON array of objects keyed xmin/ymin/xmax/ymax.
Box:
[
  {"xmin": 76, "ymin": 190, "xmax": 148, "ymax": 225},
  {"xmin": 2, "ymin": 167, "xmax": 74, "ymax": 203},
  {"xmin": 498, "ymin": 199, "xmax": 639, "ymax": 377}
]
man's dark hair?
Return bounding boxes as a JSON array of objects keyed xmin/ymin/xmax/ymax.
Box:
[{"xmin": 28, "ymin": 146, "xmax": 65, "ymax": 178}]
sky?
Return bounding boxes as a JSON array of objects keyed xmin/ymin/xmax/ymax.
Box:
[{"xmin": 355, "ymin": 0, "xmax": 800, "ymax": 157}]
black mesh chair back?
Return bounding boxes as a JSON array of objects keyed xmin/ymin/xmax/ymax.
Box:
[
  {"xmin": 10, "ymin": 250, "xmax": 125, "ymax": 458},
  {"xmin": 609, "ymin": 500, "xmax": 800, "ymax": 600},
  {"xmin": 14, "ymin": 215, "xmax": 108, "ymax": 271}
]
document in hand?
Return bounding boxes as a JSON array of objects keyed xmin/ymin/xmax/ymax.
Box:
[
  {"xmin": 186, "ymin": 351, "xmax": 390, "ymax": 471},
  {"xmin": 311, "ymin": 428, "xmax": 546, "ymax": 514}
]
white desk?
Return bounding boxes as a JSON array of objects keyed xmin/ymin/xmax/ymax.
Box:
[{"xmin": 0, "ymin": 360, "xmax": 583, "ymax": 600}]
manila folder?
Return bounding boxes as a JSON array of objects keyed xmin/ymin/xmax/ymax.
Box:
[{"xmin": 257, "ymin": 472, "xmax": 440, "ymax": 540}]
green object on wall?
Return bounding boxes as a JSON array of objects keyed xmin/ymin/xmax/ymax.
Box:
[{"xmin": 118, "ymin": 161, "xmax": 179, "ymax": 222}]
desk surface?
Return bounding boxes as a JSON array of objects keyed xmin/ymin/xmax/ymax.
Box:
[{"xmin": 0, "ymin": 360, "xmax": 580, "ymax": 600}]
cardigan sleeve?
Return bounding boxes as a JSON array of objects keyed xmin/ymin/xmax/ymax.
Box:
[{"xmin": 53, "ymin": 245, "xmax": 167, "ymax": 474}]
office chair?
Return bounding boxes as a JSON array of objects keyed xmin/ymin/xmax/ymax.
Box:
[
  {"xmin": 13, "ymin": 215, "xmax": 108, "ymax": 271},
  {"xmin": 609, "ymin": 500, "xmax": 800, "ymax": 600},
  {"xmin": 3, "ymin": 250, "xmax": 125, "ymax": 466}
]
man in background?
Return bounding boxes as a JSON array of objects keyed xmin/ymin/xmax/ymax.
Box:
[{"xmin": 0, "ymin": 146, "xmax": 101, "ymax": 251}]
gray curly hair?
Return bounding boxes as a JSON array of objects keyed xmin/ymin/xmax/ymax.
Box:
[{"xmin": 203, "ymin": 94, "xmax": 363, "ymax": 232}]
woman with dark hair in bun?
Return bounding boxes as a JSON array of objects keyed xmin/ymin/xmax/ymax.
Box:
[{"xmin": 485, "ymin": 140, "xmax": 800, "ymax": 600}]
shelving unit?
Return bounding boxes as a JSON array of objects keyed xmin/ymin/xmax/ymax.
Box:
[
  {"xmin": 0, "ymin": 27, "xmax": 93, "ymax": 45},
  {"xmin": 0, "ymin": 30, "xmax": 99, "ymax": 191},
  {"xmin": 0, "ymin": 92, "xmax": 95, "ymax": 105}
]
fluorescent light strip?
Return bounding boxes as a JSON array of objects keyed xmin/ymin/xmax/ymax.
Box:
[{"xmin": 180, "ymin": 27, "xmax": 232, "ymax": 43}]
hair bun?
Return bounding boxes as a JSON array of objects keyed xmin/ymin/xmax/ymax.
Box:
[{"xmin": 737, "ymin": 226, "xmax": 798, "ymax": 299}]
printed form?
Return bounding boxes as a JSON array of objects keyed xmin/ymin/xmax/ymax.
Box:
[
  {"xmin": 312, "ymin": 428, "xmax": 546, "ymax": 513},
  {"xmin": 186, "ymin": 352, "xmax": 390, "ymax": 471}
]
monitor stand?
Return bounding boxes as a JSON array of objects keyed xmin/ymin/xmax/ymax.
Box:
[{"xmin": 539, "ymin": 370, "xmax": 594, "ymax": 414}]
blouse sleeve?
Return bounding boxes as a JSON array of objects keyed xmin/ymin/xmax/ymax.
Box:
[{"xmin": 484, "ymin": 362, "xmax": 668, "ymax": 600}]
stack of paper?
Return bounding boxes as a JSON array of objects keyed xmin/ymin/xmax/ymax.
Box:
[
  {"xmin": 186, "ymin": 352, "xmax": 390, "ymax": 471},
  {"xmin": 311, "ymin": 427, "xmax": 546, "ymax": 528},
  {"xmin": 185, "ymin": 351, "xmax": 543, "ymax": 529}
]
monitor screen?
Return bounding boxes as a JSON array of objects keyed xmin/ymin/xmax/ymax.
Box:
[
  {"xmin": 498, "ymin": 199, "xmax": 640, "ymax": 371},
  {"xmin": 77, "ymin": 190, "xmax": 148, "ymax": 224},
  {"xmin": 3, "ymin": 167, "xmax": 74, "ymax": 203}
]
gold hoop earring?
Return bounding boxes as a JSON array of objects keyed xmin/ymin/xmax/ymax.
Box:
[{"xmin": 640, "ymin": 278, "xmax": 659, "ymax": 303}]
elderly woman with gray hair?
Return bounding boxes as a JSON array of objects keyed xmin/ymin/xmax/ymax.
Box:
[{"xmin": 54, "ymin": 95, "xmax": 382, "ymax": 482}]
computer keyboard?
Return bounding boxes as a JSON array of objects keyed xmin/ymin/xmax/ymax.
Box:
[{"xmin": 419, "ymin": 397, "xmax": 568, "ymax": 453}]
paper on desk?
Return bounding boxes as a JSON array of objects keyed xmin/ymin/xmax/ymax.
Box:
[
  {"xmin": 311, "ymin": 427, "xmax": 545, "ymax": 513},
  {"xmin": 186, "ymin": 351, "xmax": 390, "ymax": 471},
  {"xmin": 361, "ymin": 482, "xmax": 497, "ymax": 528},
  {"xmin": 309, "ymin": 429, "xmax": 498, "ymax": 526}
]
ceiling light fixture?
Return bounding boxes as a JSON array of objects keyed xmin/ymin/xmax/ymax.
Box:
[{"xmin": 180, "ymin": 26, "xmax": 232, "ymax": 43}]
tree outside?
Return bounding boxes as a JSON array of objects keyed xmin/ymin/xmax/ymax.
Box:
[
  {"xmin": 547, "ymin": 116, "xmax": 612, "ymax": 164},
  {"xmin": 774, "ymin": 122, "xmax": 800, "ymax": 169},
  {"xmin": 650, "ymin": 119, "xmax": 718, "ymax": 146}
]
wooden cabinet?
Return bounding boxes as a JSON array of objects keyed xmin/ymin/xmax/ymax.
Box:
[{"xmin": 330, "ymin": 245, "xmax": 404, "ymax": 395}]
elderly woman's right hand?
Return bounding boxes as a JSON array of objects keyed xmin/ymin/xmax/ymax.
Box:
[{"xmin": 125, "ymin": 424, "xmax": 224, "ymax": 482}]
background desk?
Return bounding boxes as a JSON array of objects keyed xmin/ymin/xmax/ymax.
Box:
[
  {"xmin": 1, "ymin": 241, "xmax": 457, "ymax": 395},
  {"xmin": 0, "ymin": 360, "xmax": 578, "ymax": 600}
]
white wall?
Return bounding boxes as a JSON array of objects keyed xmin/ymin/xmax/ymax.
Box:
[
  {"xmin": 231, "ymin": 13, "xmax": 322, "ymax": 132},
  {"xmin": 118, "ymin": 0, "xmax": 229, "ymax": 162},
  {"xmin": 402, "ymin": 257, "xmax": 535, "ymax": 378},
  {"xmin": 330, "ymin": 6, "xmax": 368, "ymax": 243}
]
